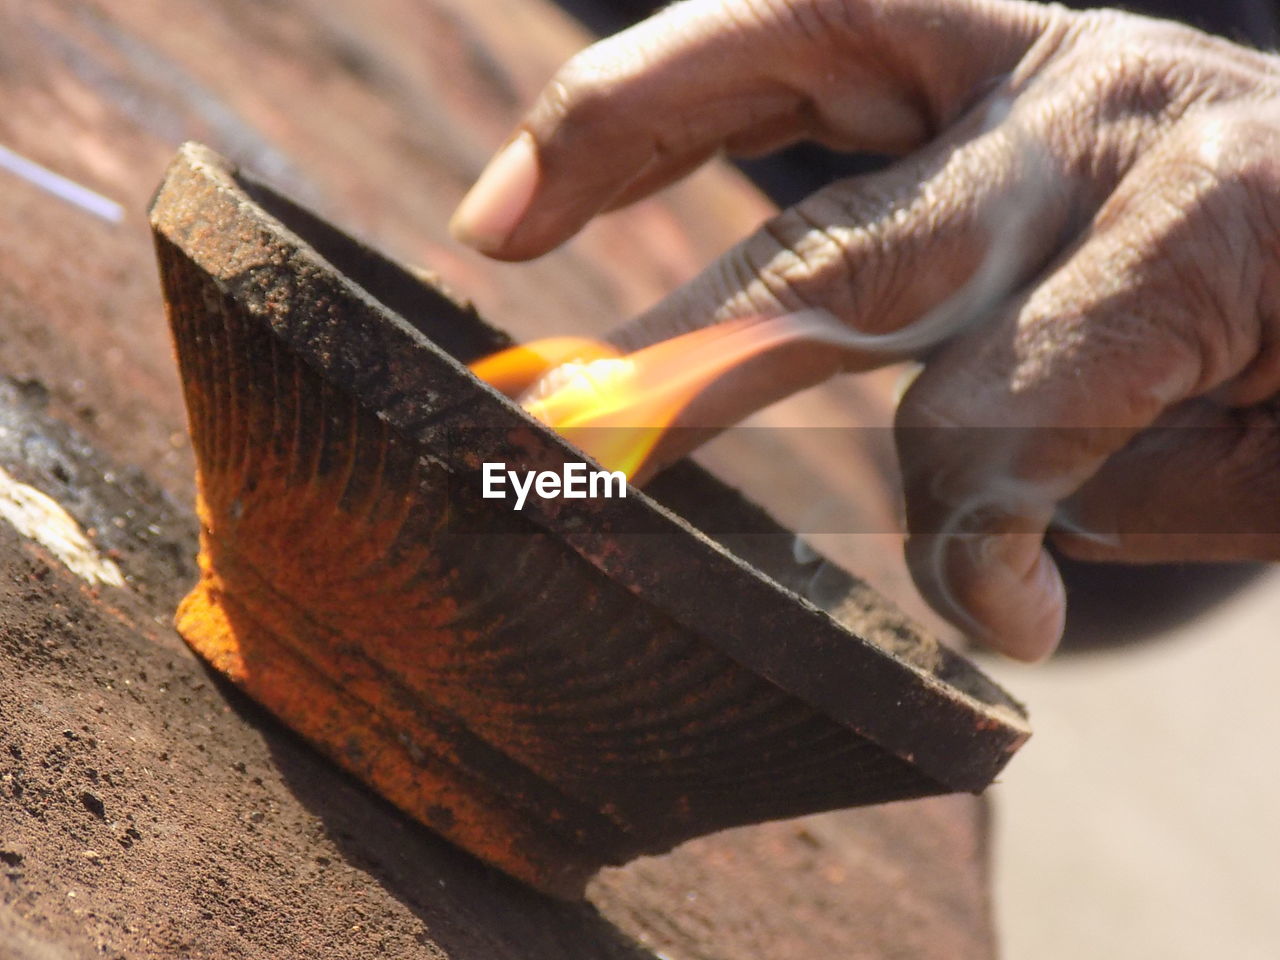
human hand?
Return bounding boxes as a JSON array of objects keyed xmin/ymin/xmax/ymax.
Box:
[{"xmin": 450, "ymin": 0, "xmax": 1280, "ymax": 660}]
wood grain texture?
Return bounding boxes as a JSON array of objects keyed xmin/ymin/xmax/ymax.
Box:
[{"xmin": 152, "ymin": 142, "xmax": 1026, "ymax": 895}]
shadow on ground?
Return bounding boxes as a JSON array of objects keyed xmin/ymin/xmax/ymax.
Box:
[{"xmin": 209, "ymin": 668, "xmax": 658, "ymax": 960}]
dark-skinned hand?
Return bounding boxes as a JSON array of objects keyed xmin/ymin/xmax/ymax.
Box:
[{"xmin": 451, "ymin": 0, "xmax": 1280, "ymax": 660}]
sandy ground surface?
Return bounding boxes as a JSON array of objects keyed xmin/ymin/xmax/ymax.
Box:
[
  {"xmin": 3, "ymin": 1, "xmax": 1276, "ymax": 956},
  {"xmin": 0, "ymin": 1, "xmax": 999, "ymax": 956},
  {"xmin": 986, "ymin": 567, "xmax": 1280, "ymax": 959}
]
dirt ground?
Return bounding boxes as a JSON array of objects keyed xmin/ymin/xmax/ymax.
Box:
[
  {"xmin": 0, "ymin": 1, "xmax": 998, "ymax": 957},
  {"xmin": 4, "ymin": 1, "xmax": 1275, "ymax": 958},
  {"xmin": 0, "ymin": 392, "xmax": 660, "ymax": 960}
]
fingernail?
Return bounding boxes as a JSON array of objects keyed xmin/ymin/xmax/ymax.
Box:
[
  {"xmin": 1013, "ymin": 548, "xmax": 1066, "ymax": 662},
  {"xmin": 450, "ymin": 131, "xmax": 539, "ymax": 253}
]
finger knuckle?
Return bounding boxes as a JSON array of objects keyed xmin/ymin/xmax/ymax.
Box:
[
  {"xmin": 1052, "ymin": 13, "xmax": 1269, "ymax": 124},
  {"xmin": 1175, "ymin": 108, "xmax": 1280, "ymax": 201},
  {"xmin": 1155, "ymin": 113, "xmax": 1280, "ymax": 373},
  {"xmin": 702, "ymin": 241, "xmax": 790, "ymax": 319},
  {"xmin": 542, "ymin": 50, "xmax": 617, "ymax": 132},
  {"xmin": 764, "ymin": 207, "xmax": 861, "ymax": 309},
  {"xmin": 1172, "ymin": 404, "xmax": 1280, "ymax": 535},
  {"xmin": 1226, "ymin": 402, "xmax": 1280, "ymax": 479},
  {"xmin": 708, "ymin": 200, "xmax": 875, "ymax": 319},
  {"xmin": 1065, "ymin": 41, "xmax": 1185, "ymax": 119},
  {"xmin": 773, "ymin": 0, "xmax": 859, "ymax": 44}
]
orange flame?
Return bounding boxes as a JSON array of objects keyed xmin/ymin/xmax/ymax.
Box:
[
  {"xmin": 467, "ymin": 337, "xmax": 621, "ymax": 396},
  {"xmin": 470, "ymin": 314, "xmax": 838, "ymax": 479}
]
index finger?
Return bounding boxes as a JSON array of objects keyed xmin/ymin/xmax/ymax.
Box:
[{"xmin": 450, "ymin": 0, "xmax": 1059, "ymax": 259}]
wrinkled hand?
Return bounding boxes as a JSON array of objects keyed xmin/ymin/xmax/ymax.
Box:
[{"xmin": 450, "ymin": 0, "xmax": 1280, "ymax": 660}]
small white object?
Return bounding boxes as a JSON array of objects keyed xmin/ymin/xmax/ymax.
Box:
[{"xmin": 0, "ymin": 465, "xmax": 125, "ymax": 587}]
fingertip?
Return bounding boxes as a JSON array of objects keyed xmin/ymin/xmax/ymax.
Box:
[
  {"xmin": 986, "ymin": 546, "xmax": 1065, "ymax": 662},
  {"xmin": 906, "ymin": 534, "xmax": 1065, "ymax": 662},
  {"xmin": 450, "ymin": 131, "xmax": 540, "ymax": 257}
]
